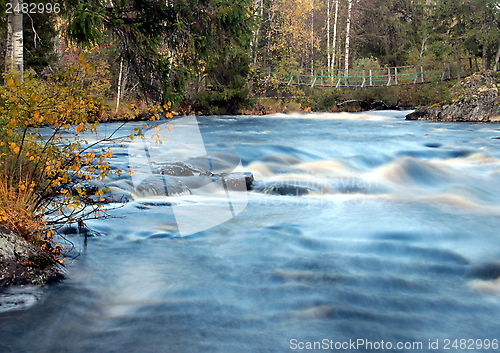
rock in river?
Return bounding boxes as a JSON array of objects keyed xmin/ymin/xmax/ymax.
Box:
[
  {"xmin": 0, "ymin": 226, "xmax": 64, "ymax": 287},
  {"xmin": 406, "ymin": 72, "xmax": 500, "ymax": 122}
]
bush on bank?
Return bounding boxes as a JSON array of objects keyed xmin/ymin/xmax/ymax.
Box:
[{"xmin": 0, "ymin": 63, "xmax": 116, "ymax": 264}]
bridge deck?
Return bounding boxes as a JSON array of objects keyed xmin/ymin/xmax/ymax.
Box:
[{"xmin": 259, "ymin": 58, "xmax": 479, "ymax": 88}]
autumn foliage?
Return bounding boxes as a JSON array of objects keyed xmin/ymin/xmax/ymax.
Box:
[{"xmin": 0, "ymin": 61, "xmax": 115, "ymax": 261}]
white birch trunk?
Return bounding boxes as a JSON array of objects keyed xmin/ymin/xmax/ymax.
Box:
[
  {"xmin": 5, "ymin": 7, "xmax": 13, "ymax": 73},
  {"xmin": 326, "ymin": 0, "xmax": 331, "ymax": 71},
  {"xmin": 331, "ymin": 0, "xmax": 339, "ymax": 73},
  {"xmin": 251, "ymin": 0, "xmax": 264, "ymax": 64},
  {"xmin": 344, "ymin": 0, "xmax": 353, "ymax": 76},
  {"xmin": 116, "ymin": 58, "xmax": 124, "ymax": 113},
  {"xmin": 5, "ymin": 0, "xmax": 23, "ymax": 76},
  {"xmin": 310, "ymin": 0, "xmax": 314, "ymax": 74}
]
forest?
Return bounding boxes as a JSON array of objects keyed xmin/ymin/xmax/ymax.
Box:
[{"xmin": 1, "ymin": 0, "xmax": 500, "ymax": 115}]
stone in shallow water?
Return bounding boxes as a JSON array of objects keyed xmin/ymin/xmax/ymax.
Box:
[
  {"xmin": 260, "ymin": 183, "xmax": 321, "ymax": 196},
  {"xmin": 154, "ymin": 161, "xmax": 201, "ymax": 176},
  {"xmin": 0, "ymin": 226, "xmax": 65, "ymax": 287},
  {"xmin": 424, "ymin": 143, "xmax": 442, "ymax": 148},
  {"xmin": 135, "ymin": 175, "xmax": 193, "ymax": 197},
  {"xmin": 209, "ymin": 172, "xmax": 254, "ymax": 191}
]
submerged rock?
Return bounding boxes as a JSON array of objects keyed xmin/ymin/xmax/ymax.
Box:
[
  {"xmin": 210, "ymin": 172, "xmax": 254, "ymax": 191},
  {"xmin": 467, "ymin": 261, "xmax": 500, "ymax": 281},
  {"xmin": 135, "ymin": 174, "xmax": 193, "ymax": 197},
  {"xmin": 0, "ymin": 226, "xmax": 64, "ymax": 287},
  {"xmin": 406, "ymin": 72, "xmax": 500, "ymax": 122},
  {"xmin": 258, "ymin": 182, "xmax": 322, "ymax": 196}
]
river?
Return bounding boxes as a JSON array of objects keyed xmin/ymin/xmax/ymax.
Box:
[{"xmin": 2, "ymin": 111, "xmax": 500, "ymax": 352}]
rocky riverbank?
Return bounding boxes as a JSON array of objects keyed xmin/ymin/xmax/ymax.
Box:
[
  {"xmin": 406, "ymin": 72, "xmax": 500, "ymax": 122},
  {"xmin": 0, "ymin": 226, "xmax": 64, "ymax": 286}
]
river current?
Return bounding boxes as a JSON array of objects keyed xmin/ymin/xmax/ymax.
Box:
[{"xmin": 2, "ymin": 111, "xmax": 500, "ymax": 352}]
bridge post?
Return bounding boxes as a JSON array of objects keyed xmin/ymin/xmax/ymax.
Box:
[
  {"xmin": 387, "ymin": 68, "xmax": 392, "ymax": 86},
  {"xmin": 395, "ymin": 67, "xmax": 399, "ymax": 85},
  {"xmin": 369, "ymin": 69, "xmax": 373, "ymax": 86},
  {"xmin": 420, "ymin": 65, "xmax": 425, "ymax": 83}
]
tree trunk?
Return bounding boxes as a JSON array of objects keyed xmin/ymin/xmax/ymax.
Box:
[
  {"xmin": 116, "ymin": 58, "xmax": 130, "ymax": 113},
  {"xmin": 331, "ymin": 0, "xmax": 339, "ymax": 73},
  {"xmin": 493, "ymin": 43, "xmax": 500, "ymax": 72},
  {"xmin": 326, "ymin": 0, "xmax": 331, "ymax": 71},
  {"xmin": 265, "ymin": 0, "xmax": 276, "ymax": 67},
  {"xmin": 251, "ymin": 0, "xmax": 263, "ymax": 64},
  {"xmin": 344, "ymin": 0, "xmax": 353, "ymax": 75},
  {"xmin": 310, "ymin": 0, "xmax": 314, "ymax": 74},
  {"xmin": 116, "ymin": 58, "xmax": 124, "ymax": 113},
  {"xmin": 483, "ymin": 44, "xmax": 488, "ymax": 71},
  {"xmin": 5, "ymin": 0, "xmax": 23, "ymax": 76}
]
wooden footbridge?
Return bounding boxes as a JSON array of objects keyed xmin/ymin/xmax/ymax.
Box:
[{"xmin": 259, "ymin": 57, "xmax": 480, "ymax": 88}]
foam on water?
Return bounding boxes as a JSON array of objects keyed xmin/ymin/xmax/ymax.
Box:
[{"xmin": 263, "ymin": 111, "xmax": 400, "ymax": 120}]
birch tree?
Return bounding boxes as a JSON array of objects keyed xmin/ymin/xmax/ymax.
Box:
[
  {"xmin": 344, "ymin": 0, "xmax": 353, "ymax": 74},
  {"xmin": 331, "ymin": 0, "xmax": 339, "ymax": 72},
  {"xmin": 326, "ymin": 0, "xmax": 331, "ymax": 70},
  {"xmin": 310, "ymin": 0, "xmax": 315, "ymax": 73},
  {"xmin": 5, "ymin": 0, "xmax": 24, "ymax": 76}
]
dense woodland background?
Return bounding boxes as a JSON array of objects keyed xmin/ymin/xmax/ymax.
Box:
[{"xmin": 1, "ymin": 0, "xmax": 500, "ymax": 114}]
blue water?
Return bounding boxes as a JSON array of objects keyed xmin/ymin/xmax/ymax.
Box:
[{"xmin": 2, "ymin": 111, "xmax": 500, "ymax": 352}]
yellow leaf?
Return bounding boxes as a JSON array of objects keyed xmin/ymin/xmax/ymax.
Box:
[{"xmin": 75, "ymin": 122, "xmax": 85, "ymax": 134}]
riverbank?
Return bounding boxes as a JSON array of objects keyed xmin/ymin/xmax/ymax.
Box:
[
  {"xmin": 406, "ymin": 72, "xmax": 500, "ymax": 122},
  {"xmin": 242, "ymin": 79, "xmax": 454, "ymax": 115},
  {"xmin": 0, "ymin": 226, "xmax": 64, "ymax": 286}
]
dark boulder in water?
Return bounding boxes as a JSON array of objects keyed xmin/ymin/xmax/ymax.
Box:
[
  {"xmin": 210, "ymin": 172, "xmax": 254, "ymax": 191},
  {"xmin": 424, "ymin": 143, "xmax": 442, "ymax": 148},
  {"xmin": 134, "ymin": 171, "xmax": 254, "ymax": 197},
  {"xmin": 154, "ymin": 161, "xmax": 201, "ymax": 176},
  {"xmin": 259, "ymin": 182, "xmax": 321, "ymax": 196},
  {"xmin": 135, "ymin": 175, "xmax": 193, "ymax": 197},
  {"xmin": 0, "ymin": 226, "xmax": 64, "ymax": 286},
  {"xmin": 467, "ymin": 261, "xmax": 500, "ymax": 280}
]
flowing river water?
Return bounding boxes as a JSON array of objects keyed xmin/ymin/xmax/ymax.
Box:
[{"xmin": 2, "ymin": 111, "xmax": 500, "ymax": 352}]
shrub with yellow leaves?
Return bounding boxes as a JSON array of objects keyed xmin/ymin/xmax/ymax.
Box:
[{"xmin": 0, "ymin": 65, "xmax": 119, "ymax": 262}]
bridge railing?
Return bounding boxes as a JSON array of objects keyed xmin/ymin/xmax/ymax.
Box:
[{"xmin": 259, "ymin": 58, "xmax": 480, "ymax": 88}]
